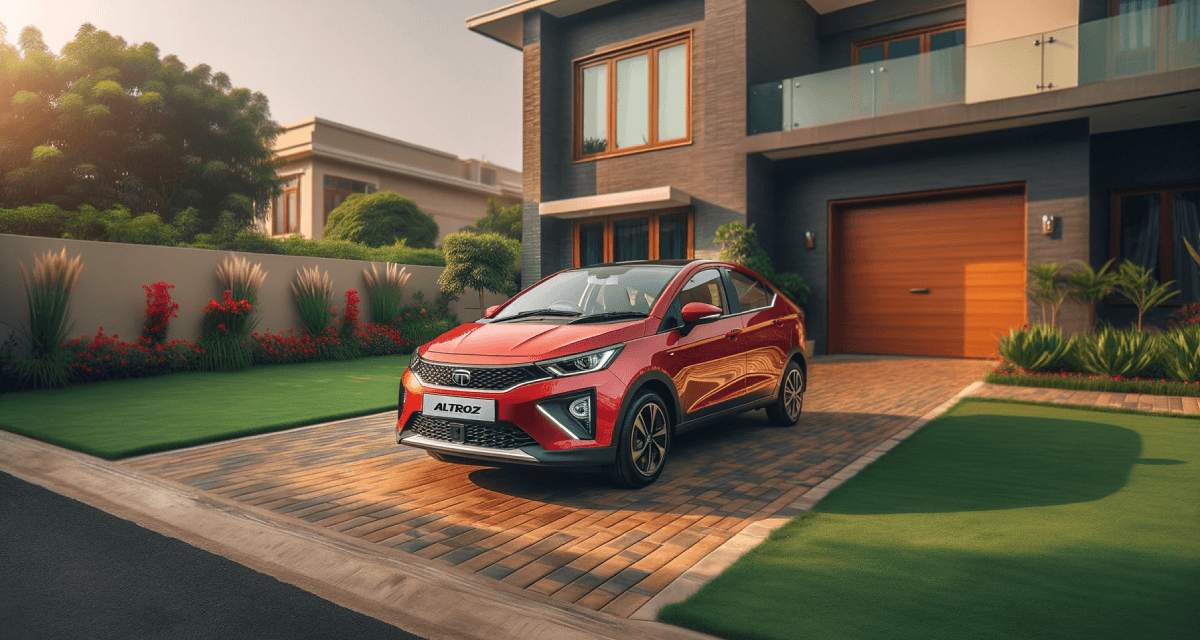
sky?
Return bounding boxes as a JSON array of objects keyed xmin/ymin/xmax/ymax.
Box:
[{"xmin": 0, "ymin": 0, "xmax": 524, "ymax": 170}]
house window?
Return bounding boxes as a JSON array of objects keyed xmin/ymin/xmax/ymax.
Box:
[
  {"xmin": 273, "ymin": 176, "xmax": 300, "ymax": 236},
  {"xmin": 323, "ymin": 176, "xmax": 376, "ymax": 222},
  {"xmin": 852, "ymin": 21, "xmax": 966, "ymax": 64},
  {"xmin": 1111, "ymin": 185, "xmax": 1200, "ymax": 303},
  {"xmin": 576, "ymin": 31, "xmax": 692, "ymax": 160},
  {"xmin": 573, "ymin": 210, "xmax": 693, "ymax": 267}
]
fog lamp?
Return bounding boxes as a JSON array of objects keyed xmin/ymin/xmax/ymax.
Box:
[{"xmin": 569, "ymin": 397, "xmax": 591, "ymax": 421}]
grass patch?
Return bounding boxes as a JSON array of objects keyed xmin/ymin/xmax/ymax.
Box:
[
  {"xmin": 659, "ymin": 399, "xmax": 1200, "ymax": 640},
  {"xmin": 0, "ymin": 355, "xmax": 408, "ymax": 459}
]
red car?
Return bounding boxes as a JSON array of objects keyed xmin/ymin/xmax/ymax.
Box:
[{"xmin": 396, "ymin": 260, "xmax": 807, "ymax": 487}]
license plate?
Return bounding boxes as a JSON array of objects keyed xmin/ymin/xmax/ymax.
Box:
[{"xmin": 422, "ymin": 393, "xmax": 496, "ymax": 422}]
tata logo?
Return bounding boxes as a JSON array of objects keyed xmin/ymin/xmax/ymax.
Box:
[
  {"xmin": 432, "ymin": 402, "xmax": 482, "ymax": 415},
  {"xmin": 451, "ymin": 369, "xmax": 472, "ymax": 386}
]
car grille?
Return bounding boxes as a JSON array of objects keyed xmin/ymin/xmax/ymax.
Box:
[
  {"xmin": 410, "ymin": 358, "xmax": 548, "ymax": 391},
  {"xmin": 407, "ymin": 414, "xmax": 538, "ymax": 450}
]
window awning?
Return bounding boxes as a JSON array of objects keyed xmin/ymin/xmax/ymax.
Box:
[{"xmin": 538, "ymin": 186, "xmax": 692, "ymax": 219}]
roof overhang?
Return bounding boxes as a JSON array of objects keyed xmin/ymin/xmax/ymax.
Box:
[
  {"xmin": 466, "ymin": 0, "xmax": 621, "ymax": 50},
  {"xmin": 538, "ymin": 186, "xmax": 692, "ymax": 219}
]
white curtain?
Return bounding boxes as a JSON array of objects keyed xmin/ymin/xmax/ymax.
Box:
[
  {"xmin": 1174, "ymin": 191, "xmax": 1200, "ymax": 302},
  {"xmin": 1120, "ymin": 0, "xmax": 1157, "ymax": 51},
  {"xmin": 1124, "ymin": 195, "xmax": 1161, "ymax": 276}
]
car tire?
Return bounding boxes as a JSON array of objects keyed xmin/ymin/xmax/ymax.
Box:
[
  {"xmin": 606, "ymin": 391, "xmax": 671, "ymax": 488},
  {"xmin": 766, "ymin": 361, "xmax": 804, "ymax": 427}
]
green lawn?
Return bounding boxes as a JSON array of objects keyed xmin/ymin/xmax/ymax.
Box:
[
  {"xmin": 0, "ymin": 355, "xmax": 409, "ymax": 459},
  {"xmin": 660, "ymin": 399, "xmax": 1200, "ymax": 640}
]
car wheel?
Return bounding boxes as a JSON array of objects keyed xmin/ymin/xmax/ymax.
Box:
[
  {"xmin": 607, "ymin": 391, "xmax": 671, "ymax": 488},
  {"xmin": 766, "ymin": 361, "xmax": 804, "ymax": 427}
]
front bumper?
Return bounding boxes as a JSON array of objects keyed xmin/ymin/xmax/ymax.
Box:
[{"xmin": 396, "ymin": 362, "xmax": 626, "ymax": 467}]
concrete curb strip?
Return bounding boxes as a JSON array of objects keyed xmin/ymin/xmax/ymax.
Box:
[
  {"xmin": 630, "ymin": 380, "xmax": 986, "ymax": 621},
  {"xmin": 0, "ymin": 430, "xmax": 720, "ymax": 640}
]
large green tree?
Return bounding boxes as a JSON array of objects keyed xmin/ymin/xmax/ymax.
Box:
[
  {"xmin": 459, "ymin": 198, "xmax": 521, "ymax": 241},
  {"xmin": 0, "ymin": 23, "xmax": 281, "ymax": 230}
]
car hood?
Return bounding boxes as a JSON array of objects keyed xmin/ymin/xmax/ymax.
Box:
[{"xmin": 423, "ymin": 320, "xmax": 646, "ymax": 361}]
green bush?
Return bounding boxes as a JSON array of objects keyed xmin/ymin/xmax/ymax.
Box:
[
  {"xmin": 1161, "ymin": 324, "xmax": 1200, "ymax": 383},
  {"xmin": 108, "ymin": 211, "xmax": 179, "ymax": 245},
  {"xmin": 438, "ymin": 232, "xmax": 520, "ymax": 312},
  {"xmin": 323, "ymin": 191, "xmax": 439, "ymax": 249},
  {"xmin": 0, "ymin": 204, "xmax": 70, "ymax": 237},
  {"xmin": 714, "ymin": 222, "xmax": 809, "ymax": 305},
  {"xmin": 395, "ymin": 290, "xmax": 459, "ymax": 352},
  {"xmin": 1074, "ymin": 327, "xmax": 1158, "ymax": 378},
  {"xmin": 998, "ymin": 324, "xmax": 1075, "ymax": 372}
]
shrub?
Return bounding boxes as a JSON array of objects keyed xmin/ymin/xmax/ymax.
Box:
[
  {"xmin": 231, "ymin": 230, "xmax": 284, "ymax": 254},
  {"xmin": 292, "ymin": 265, "xmax": 336, "ymax": 337},
  {"xmin": 108, "ymin": 212, "xmax": 179, "ymax": 245},
  {"xmin": 363, "ymin": 262, "xmax": 411, "ymax": 326},
  {"xmin": 16, "ymin": 248, "xmax": 83, "ymax": 389},
  {"xmin": 459, "ymin": 198, "xmax": 522, "ymax": 242},
  {"xmin": 140, "ymin": 282, "xmax": 179, "ymax": 345},
  {"xmin": 438, "ymin": 232, "xmax": 519, "ymax": 313},
  {"xmin": 1161, "ymin": 324, "xmax": 1200, "ymax": 383},
  {"xmin": 1170, "ymin": 303, "xmax": 1200, "ymax": 329},
  {"xmin": 215, "ymin": 255, "xmax": 267, "ymax": 331},
  {"xmin": 396, "ymin": 291, "xmax": 458, "ymax": 352},
  {"xmin": 1074, "ymin": 326, "xmax": 1158, "ymax": 378},
  {"xmin": 1115, "ymin": 260, "xmax": 1179, "ymax": 332},
  {"xmin": 0, "ymin": 204, "xmax": 69, "ymax": 237},
  {"xmin": 714, "ymin": 222, "xmax": 809, "ymax": 305},
  {"xmin": 997, "ymin": 323, "xmax": 1075, "ymax": 372},
  {"xmin": 323, "ymin": 191, "xmax": 439, "ymax": 249},
  {"xmin": 198, "ymin": 291, "xmax": 254, "ymax": 371},
  {"xmin": 171, "ymin": 207, "xmax": 202, "ymax": 243},
  {"xmin": 64, "ymin": 329, "xmax": 200, "ymax": 383}
]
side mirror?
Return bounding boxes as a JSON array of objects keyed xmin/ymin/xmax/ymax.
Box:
[
  {"xmin": 484, "ymin": 305, "xmax": 501, "ymax": 319},
  {"xmin": 681, "ymin": 302, "xmax": 722, "ymax": 325}
]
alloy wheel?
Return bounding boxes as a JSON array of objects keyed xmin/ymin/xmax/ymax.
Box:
[
  {"xmin": 630, "ymin": 401, "xmax": 668, "ymax": 476},
  {"xmin": 784, "ymin": 368, "xmax": 803, "ymax": 421}
]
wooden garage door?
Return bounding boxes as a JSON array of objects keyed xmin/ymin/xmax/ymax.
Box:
[{"xmin": 830, "ymin": 186, "xmax": 1026, "ymax": 358}]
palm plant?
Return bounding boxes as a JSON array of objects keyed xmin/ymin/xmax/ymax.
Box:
[
  {"xmin": 292, "ymin": 265, "xmax": 335, "ymax": 336},
  {"xmin": 362, "ymin": 262, "xmax": 410, "ymax": 326},
  {"xmin": 1115, "ymin": 260, "xmax": 1179, "ymax": 332},
  {"xmin": 1062, "ymin": 259, "xmax": 1120, "ymax": 333},
  {"xmin": 1185, "ymin": 237, "xmax": 1200, "ymax": 267},
  {"xmin": 1027, "ymin": 263, "xmax": 1070, "ymax": 328},
  {"xmin": 17, "ymin": 248, "xmax": 83, "ymax": 389}
]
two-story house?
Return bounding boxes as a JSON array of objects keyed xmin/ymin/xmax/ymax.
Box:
[{"xmin": 468, "ymin": 0, "xmax": 1199, "ymax": 357}]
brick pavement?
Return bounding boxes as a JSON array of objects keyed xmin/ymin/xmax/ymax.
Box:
[
  {"xmin": 124, "ymin": 355, "xmax": 992, "ymax": 618},
  {"xmin": 968, "ymin": 383, "xmax": 1200, "ymax": 414}
]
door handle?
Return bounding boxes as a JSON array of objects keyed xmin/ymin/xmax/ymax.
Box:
[
  {"xmin": 725, "ymin": 329, "xmax": 742, "ymax": 340},
  {"xmin": 910, "ymin": 288, "xmax": 930, "ymax": 294},
  {"xmin": 773, "ymin": 318, "xmax": 787, "ymax": 326}
]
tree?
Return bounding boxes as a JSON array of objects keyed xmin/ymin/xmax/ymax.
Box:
[
  {"xmin": 438, "ymin": 232, "xmax": 520, "ymax": 313},
  {"xmin": 459, "ymin": 198, "xmax": 521, "ymax": 241},
  {"xmin": 0, "ymin": 23, "xmax": 281, "ymax": 231},
  {"xmin": 323, "ymin": 191, "xmax": 439, "ymax": 249}
]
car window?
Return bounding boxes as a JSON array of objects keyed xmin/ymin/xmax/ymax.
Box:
[
  {"xmin": 728, "ymin": 270, "xmax": 774, "ymax": 311},
  {"xmin": 493, "ymin": 264, "xmax": 679, "ymax": 320},
  {"xmin": 676, "ymin": 269, "xmax": 728, "ymax": 314}
]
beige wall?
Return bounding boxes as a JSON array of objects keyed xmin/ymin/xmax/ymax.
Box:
[
  {"xmin": 965, "ymin": 0, "xmax": 1080, "ymax": 104},
  {"xmin": 0, "ymin": 235, "xmax": 508, "ymax": 354}
]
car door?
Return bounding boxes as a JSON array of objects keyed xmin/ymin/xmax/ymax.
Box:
[
  {"xmin": 724, "ymin": 268, "xmax": 791, "ymax": 402},
  {"xmin": 660, "ymin": 268, "xmax": 748, "ymax": 416}
]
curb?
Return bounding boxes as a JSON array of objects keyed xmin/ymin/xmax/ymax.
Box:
[{"xmin": 630, "ymin": 380, "xmax": 986, "ymax": 621}]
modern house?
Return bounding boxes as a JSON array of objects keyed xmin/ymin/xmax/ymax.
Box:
[
  {"xmin": 467, "ymin": 0, "xmax": 1200, "ymax": 358},
  {"xmin": 264, "ymin": 117, "xmax": 522, "ymax": 243}
]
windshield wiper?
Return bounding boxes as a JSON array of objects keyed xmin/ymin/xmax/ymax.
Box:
[
  {"xmin": 568, "ymin": 311, "xmax": 648, "ymax": 324},
  {"xmin": 493, "ymin": 308, "xmax": 583, "ymax": 322}
]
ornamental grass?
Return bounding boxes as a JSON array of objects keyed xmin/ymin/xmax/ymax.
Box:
[
  {"xmin": 16, "ymin": 248, "xmax": 83, "ymax": 389},
  {"xmin": 215, "ymin": 255, "xmax": 266, "ymax": 328},
  {"xmin": 293, "ymin": 265, "xmax": 336, "ymax": 337},
  {"xmin": 363, "ymin": 262, "xmax": 410, "ymax": 326}
]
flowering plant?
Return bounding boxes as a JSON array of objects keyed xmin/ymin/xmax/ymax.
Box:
[
  {"xmin": 199, "ymin": 290, "xmax": 253, "ymax": 371},
  {"xmin": 340, "ymin": 289, "xmax": 361, "ymax": 340},
  {"xmin": 140, "ymin": 282, "xmax": 179, "ymax": 345},
  {"xmin": 63, "ymin": 328, "xmax": 201, "ymax": 383}
]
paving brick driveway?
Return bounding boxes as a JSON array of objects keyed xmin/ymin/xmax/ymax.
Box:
[{"xmin": 126, "ymin": 355, "xmax": 991, "ymax": 618}]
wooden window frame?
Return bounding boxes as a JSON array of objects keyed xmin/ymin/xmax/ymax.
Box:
[
  {"xmin": 273, "ymin": 176, "xmax": 301, "ymax": 237},
  {"xmin": 574, "ymin": 30, "xmax": 693, "ymax": 162},
  {"xmin": 1108, "ymin": 182, "xmax": 1199, "ymax": 306},
  {"xmin": 572, "ymin": 208, "xmax": 694, "ymax": 267},
  {"xmin": 851, "ymin": 20, "xmax": 966, "ymax": 64}
]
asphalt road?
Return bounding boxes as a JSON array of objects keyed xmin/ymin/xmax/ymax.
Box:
[{"xmin": 0, "ymin": 472, "xmax": 426, "ymax": 640}]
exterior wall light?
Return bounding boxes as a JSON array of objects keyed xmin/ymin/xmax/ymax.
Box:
[
  {"xmin": 805, "ymin": 231, "xmax": 816, "ymax": 249},
  {"xmin": 1042, "ymin": 215, "xmax": 1057, "ymax": 235}
]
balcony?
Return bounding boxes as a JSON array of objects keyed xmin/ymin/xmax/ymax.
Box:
[{"xmin": 749, "ymin": 2, "xmax": 1200, "ymax": 137}]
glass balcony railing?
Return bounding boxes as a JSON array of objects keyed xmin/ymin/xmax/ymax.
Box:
[
  {"xmin": 1079, "ymin": 1, "xmax": 1200, "ymax": 84},
  {"xmin": 748, "ymin": 44, "xmax": 965, "ymax": 134},
  {"xmin": 748, "ymin": 1, "xmax": 1200, "ymax": 135}
]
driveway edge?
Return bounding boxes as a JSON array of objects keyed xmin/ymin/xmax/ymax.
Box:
[
  {"xmin": 630, "ymin": 380, "xmax": 986, "ymax": 621},
  {"xmin": 0, "ymin": 430, "xmax": 719, "ymax": 640}
]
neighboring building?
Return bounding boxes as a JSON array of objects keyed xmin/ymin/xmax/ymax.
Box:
[
  {"xmin": 468, "ymin": 0, "xmax": 1200, "ymax": 358},
  {"xmin": 265, "ymin": 117, "xmax": 521, "ymax": 243}
]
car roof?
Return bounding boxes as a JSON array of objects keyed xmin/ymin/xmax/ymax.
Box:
[{"xmin": 567, "ymin": 259, "xmax": 721, "ymax": 269}]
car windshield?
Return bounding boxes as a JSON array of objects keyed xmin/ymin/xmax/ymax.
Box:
[{"xmin": 493, "ymin": 265, "xmax": 682, "ymax": 321}]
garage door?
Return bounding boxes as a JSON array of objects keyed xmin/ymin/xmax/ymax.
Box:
[{"xmin": 830, "ymin": 186, "xmax": 1026, "ymax": 358}]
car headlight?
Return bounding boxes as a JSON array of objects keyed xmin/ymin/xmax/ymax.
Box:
[{"xmin": 537, "ymin": 344, "xmax": 624, "ymax": 377}]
